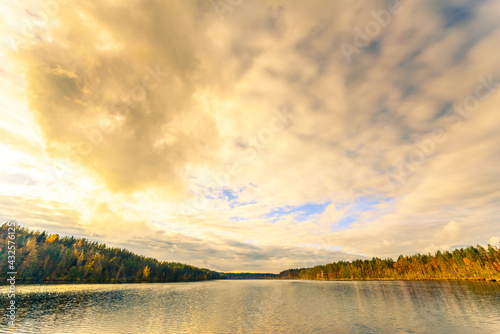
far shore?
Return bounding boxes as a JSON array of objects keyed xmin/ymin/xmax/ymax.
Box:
[{"xmin": 1, "ymin": 276, "xmax": 498, "ymax": 286}]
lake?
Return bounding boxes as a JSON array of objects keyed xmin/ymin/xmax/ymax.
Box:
[{"xmin": 1, "ymin": 280, "xmax": 499, "ymax": 333}]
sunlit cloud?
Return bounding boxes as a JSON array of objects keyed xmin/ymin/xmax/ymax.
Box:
[{"xmin": 1, "ymin": 0, "xmax": 500, "ymax": 272}]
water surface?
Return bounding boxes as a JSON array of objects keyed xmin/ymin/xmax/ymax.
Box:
[{"xmin": 1, "ymin": 280, "xmax": 499, "ymax": 333}]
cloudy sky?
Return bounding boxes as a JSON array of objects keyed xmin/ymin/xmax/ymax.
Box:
[{"xmin": 1, "ymin": 0, "xmax": 500, "ymax": 273}]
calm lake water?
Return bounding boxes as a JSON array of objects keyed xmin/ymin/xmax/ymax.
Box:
[{"xmin": 1, "ymin": 280, "xmax": 499, "ymax": 333}]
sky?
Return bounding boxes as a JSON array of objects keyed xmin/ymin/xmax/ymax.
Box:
[{"xmin": 1, "ymin": 0, "xmax": 500, "ymax": 273}]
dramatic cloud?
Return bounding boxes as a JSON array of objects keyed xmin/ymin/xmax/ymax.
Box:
[
  {"xmin": 1, "ymin": 0, "xmax": 500, "ymax": 272},
  {"xmin": 13, "ymin": 0, "xmax": 224, "ymax": 196}
]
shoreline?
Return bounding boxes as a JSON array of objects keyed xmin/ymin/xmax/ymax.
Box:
[
  {"xmin": 1, "ymin": 277, "xmax": 498, "ymax": 286},
  {"xmin": 277, "ymin": 277, "xmax": 499, "ymax": 282}
]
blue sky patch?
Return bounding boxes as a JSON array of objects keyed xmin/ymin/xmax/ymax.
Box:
[
  {"xmin": 441, "ymin": 4, "xmax": 474, "ymax": 28},
  {"xmin": 264, "ymin": 201, "xmax": 331, "ymax": 222},
  {"xmin": 434, "ymin": 102, "xmax": 452, "ymax": 120},
  {"xmin": 223, "ymin": 189, "xmax": 237, "ymax": 201},
  {"xmin": 330, "ymin": 196, "xmax": 394, "ymax": 231}
]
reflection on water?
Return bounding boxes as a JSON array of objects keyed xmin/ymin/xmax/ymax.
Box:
[{"xmin": 1, "ymin": 280, "xmax": 499, "ymax": 333}]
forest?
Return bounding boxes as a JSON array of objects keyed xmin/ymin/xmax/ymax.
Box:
[
  {"xmin": 2, "ymin": 223, "xmax": 500, "ymax": 283},
  {"xmin": 0, "ymin": 223, "xmax": 221, "ymax": 283},
  {"xmin": 279, "ymin": 244, "xmax": 500, "ymax": 281},
  {"xmin": 221, "ymin": 273, "xmax": 277, "ymax": 279}
]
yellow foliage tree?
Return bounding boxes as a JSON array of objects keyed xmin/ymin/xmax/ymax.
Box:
[
  {"xmin": 143, "ymin": 265, "xmax": 150, "ymax": 280},
  {"xmin": 45, "ymin": 234, "xmax": 59, "ymax": 244}
]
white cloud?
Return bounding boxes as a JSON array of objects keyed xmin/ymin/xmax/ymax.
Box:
[{"xmin": 1, "ymin": 0, "xmax": 500, "ymax": 272}]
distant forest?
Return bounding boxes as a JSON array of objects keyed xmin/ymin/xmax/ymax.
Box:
[
  {"xmin": 279, "ymin": 244, "xmax": 500, "ymax": 281},
  {"xmin": 0, "ymin": 223, "xmax": 222, "ymax": 283},
  {"xmin": 2, "ymin": 223, "xmax": 500, "ymax": 283},
  {"xmin": 221, "ymin": 273, "xmax": 276, "ymax": 279}
]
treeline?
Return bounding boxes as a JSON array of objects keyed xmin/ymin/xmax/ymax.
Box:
[
  {"xmin": 279, "ymin": 244, "xmax": 500, "ymax": 281},
  {"xmin": 220, "ymin": 273, "xmax": 277, "ymax": 279},
  {"xmin": 0, "ymin": 223, "xmax": 221, "ymax": 283},
  {"xmin": 4, "ymin": 223, "xmax": 499, "ymax": 283}
]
